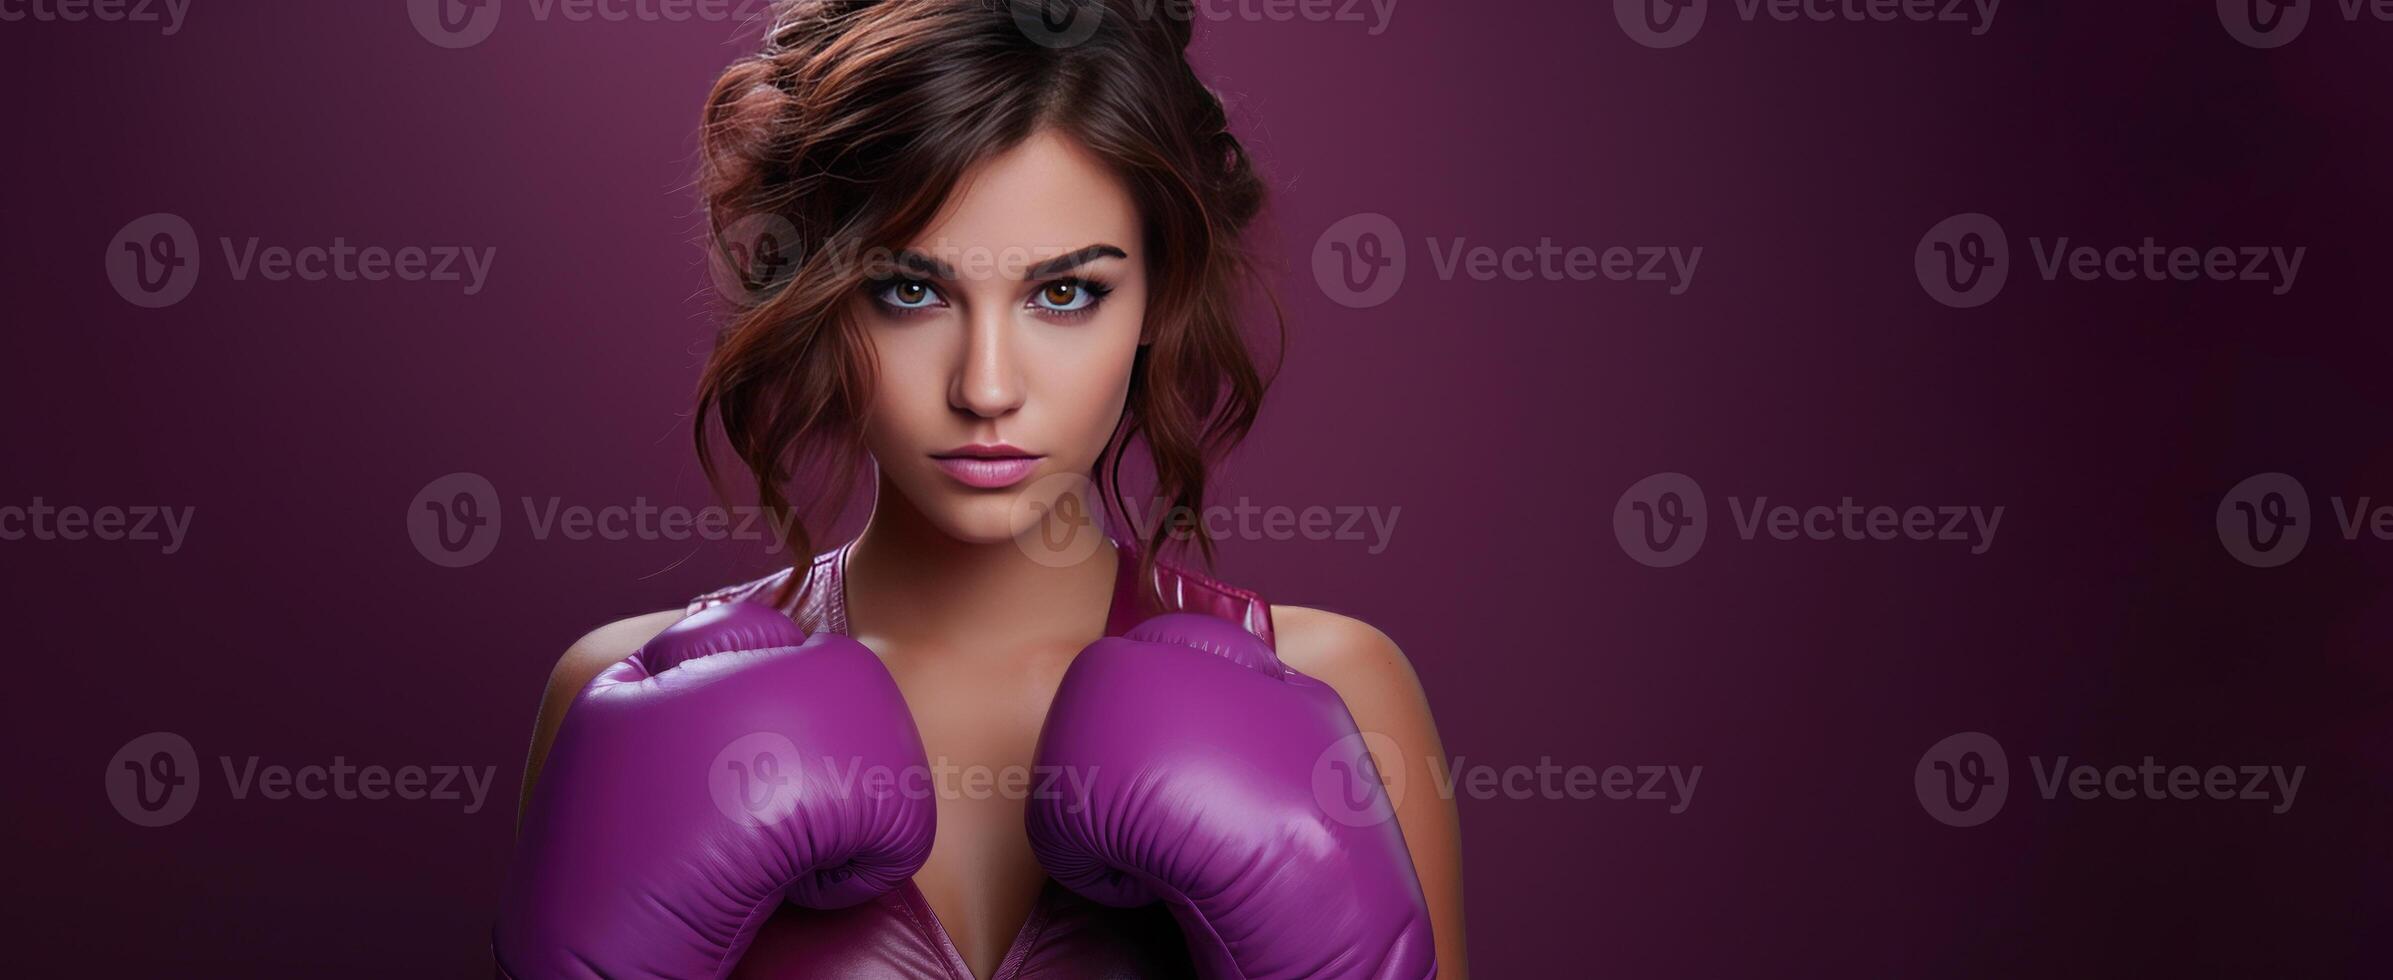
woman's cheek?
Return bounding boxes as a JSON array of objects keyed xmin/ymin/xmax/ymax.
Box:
[
  {"xmin": 861, "ymin": 326, "xmax": 945, "ymax": 459},
  {"xmin": 1057, "ymin": 310, "xmax": 1144, "ymax": 464}
]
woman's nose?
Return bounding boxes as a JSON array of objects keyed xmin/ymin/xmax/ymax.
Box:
[{"xmin": 949, "ymin": 307, "xmax": 1026, "ymax": 419}]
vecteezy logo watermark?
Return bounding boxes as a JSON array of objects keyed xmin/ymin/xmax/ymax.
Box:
[
  {"xmin": 709, "ymin": 212, "xmax": 803, "ymax": 307},
  {"xmin": 1314, "ymin": 212, "xmax": 1700, "ymax": 309},
  {"xmin": 711, "ymin": 739, "xmax": 1104, "ymax": 824},
  {"xmin": 105, "ymin": 213, "xmax": 200, "ymax": 309},
  {"xmin": 1008, "ymin": 0, "xmax": 1399, "ymax": 49},
  {"xmin": 1010, "ymin": 0, "xmax": 1104, "ymax": 48},
  {"xmin": 410, "ymin": 0, "xmax": 797, "ymax": 48},
  {"xmin": 1915, "ymin": 212, "xmax": 2306, "ymax": 309},
  {"xmin": 410, "ymin": 0, "xmax": 503, "ymax": 49},
  {"xmin": 1615, "ymin": 0, "xmax": 1999, "ymax": 49},
  {"xmin": 1616, "ymin": 473, "xmax": 2001, "ymax": 567},
  {"xmin": 2216, "ymin": 471, "xmax": 2393, "ymax": 568},
  {"xmin": 709, "ymin": 732, "xmax": 809, "ymax": 826},
  {"xmin": 407, "ymin": 472, "xmax": 805, "ymax": 568},
  {"xmin": 0, "ymin": 0, "xmax": 189, "ymax": 34},
  {"xmin": 1011, "ymin": 473, "xmax": 1113, "ymax": 569},
  {"xmin": 1310, "ymin": 732, "xmax": 1702, "ymax": 826},
  {"xmin": 1009, "ymin": 472, "xmax": 1402, "ymax": 569},
  {"xmin": 106, "ymin": 733, "xmax": 498, "ymax": 827},
  {"xmin": 2217, "ymin": 472, "xmax": 2309, "ymax": 568},
  {"xmin": 105, "ymin": 213, "xmax": 497, "ymax": 309},
  {"xmin": 0, "ymin": 499, "xmax": 194, "ymax": 555},
  {"xmin": 1913, "ymin": 212, "xmax": 2008, "ymax": 309},
  {"xmin": 1614, "ymin": 0, "xmax": 1707, "ymax": 47},
  {"xmin": 1613, "ymin": 472, "xmax": 1708, "ymax": 569},
  {"xmin": 2219, "ymin": 0, "xmax": 2312, "ymax": 47},
  {"xmin": 1313, "ymin": 731, "xmax": 1406, "ymax": 827},
  {"xmin": 106, "ymin": 732, "xmax": 200, "ymax": 828},
  {"xmin": 1313, "ymin": 213, "xmax": 1408, "ymax": 309},
  {"xmin": 1916, "ymin": 732, "xmax": 2305, "ymax": 826},
  {"xmin": 410, "ymin": 472, "xmax": 503, "ymax": 569},
  {"xmin": 1914, "ymin": 731, "xmax": 2008, "ymax": 827},
  {"xmin": 2219, "ymin": 0, "xmax": 2393, "ymax": 48}
]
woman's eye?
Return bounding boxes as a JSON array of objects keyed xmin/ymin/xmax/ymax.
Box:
[
  {"xmin": 1032, "ymin": 279, "xmax": 1103, "ymax": 313},
  {"xmin": 875, "ymin": 279, "xmax": 942, "ymax": 310}
]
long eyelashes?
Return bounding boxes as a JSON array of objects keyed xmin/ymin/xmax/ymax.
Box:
[
  {"xmin": 1030, "ymin": 277, "xmax": 1113, "ymax": 320},
  {"xmin": 865, "ymin": 276, "xmax": 1116, "ymax": 322},
  {"xmin": 872, "ymin": 277, "xmax": 942, "ymax": 312}
]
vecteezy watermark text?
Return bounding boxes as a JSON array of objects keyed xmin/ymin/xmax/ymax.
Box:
[
  {"xmin": 0, "ymin": 0, "xmax": 189, "ymax": 34},
  {"xmin": 106, "ymin": 213, "xmax": 496, "ymax": 309},
  {"xmin": 1432, "ymin": 757, "xmax": 1702, "ymax": 812},
  {"xmin": 1614, "ymin": 472, "xmax": 2001, "ymax": 568},
  {"xmin": 1915, "ymin": 731, "xmax": 2305, "ymax": 827},
  {"xmin": 1309, "ymin": 731, "xmax": 1704, "ymax": 827},
  {"xmin": 1007, "ymin": 472, "xmax": 1399, "ymax": 567},
  {"xmin": 1116, "ymin": 495, "xmax": 1401, "ymax": 555},
  {"xmin": 106, "ymin": 733, "xmax": 496, "ymax": 827},
  {"xmin": 1007, "ymin": 0, "xmax": 1399, "ymax": 50},
  {"xmin": 408, "ymin": 472, "xmax": 800, "ymax": 569},
  {"xmin": 1914, "ymin": 212, "xmax": 2304, "ymax": 309},
  {"xmin": 1615, "ymin": 0, "xmax": 2000, "ymax": 50},
  {"xmin": 709, "ymin": 745, "xmax": 1109, "ymax": 826},
  {"xmin": 411, "ymin": 0, "xmax": 785, "ymax": 49},
  {"xmin": 1312, "ymin": 213, "xmax": 1700, "ymax": 309},
  {"xmin": 1, "ymin": 499, "xmax": 193, "ymax": 555}
]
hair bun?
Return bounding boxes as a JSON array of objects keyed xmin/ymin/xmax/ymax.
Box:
[{"xmin": 700, "ymin": 64, "xmax": 792, "ymax": 205}]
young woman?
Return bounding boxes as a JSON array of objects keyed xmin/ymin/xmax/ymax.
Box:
[{"xmin": 498, "ymin": 3, "xmax": 1466, "ymax": 977}]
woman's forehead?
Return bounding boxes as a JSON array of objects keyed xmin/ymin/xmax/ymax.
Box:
[{"xmin": 906, "ymin": 129, "xmax": 1139, "ymax": 266}]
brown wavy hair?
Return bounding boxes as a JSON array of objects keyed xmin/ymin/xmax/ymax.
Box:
[{"xmin": 694, "ymin": 0, "xmax": 1278, "ymax": 601}]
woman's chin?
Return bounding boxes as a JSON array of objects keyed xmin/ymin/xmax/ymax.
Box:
[
  {"xmin": 917, "ymin": 492, "xmax": 1043, "ymax": 547},
  {"xmin": 884, "ymin": 465, "xmax": 1106, "ymax": 559}
]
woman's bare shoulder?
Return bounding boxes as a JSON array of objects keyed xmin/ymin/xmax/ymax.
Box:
[
  {"xmin": 1268, "ymin": 605, "xmax": 1425, "ymax": 703},
  {"xmin": 1267, "ymin": 604, "xmax": 1468, "ymax": 974},
  {"xmin": 552, "ymin": 609, "xmax": 688, "ymax": 689},
  {"xmin": 518, "ymin": 609, "xmax": 688, "ymax": 815}
]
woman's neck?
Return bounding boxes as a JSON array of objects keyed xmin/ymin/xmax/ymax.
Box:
[{"xmin": 841, "ymin": 478, "xmax": 1118, "ymax": 655}]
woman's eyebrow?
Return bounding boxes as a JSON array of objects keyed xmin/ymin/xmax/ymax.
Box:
[
  {"xmin": 891, "ymin": 250, "xmax": 956, "ymax": 281},
  {"xmin": 1023, "ymin": 244, "xmax": 1129, "ymax": 280}
]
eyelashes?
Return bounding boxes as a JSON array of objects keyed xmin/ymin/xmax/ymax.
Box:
[
  {"xmin": 1030, "ymin": 277, "xmax": 1112, "ymax": 317},
  {"xmin": 865, "ymin": 276, "xmax": 1116, "ymax": 322},
  {"xmin": 875, "ymin": 277, "xmax": 941, "ymax": 311}
]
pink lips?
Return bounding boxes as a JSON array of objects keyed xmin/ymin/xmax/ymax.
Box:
[{"xmin": 930, "ymin": 444, "xmax": 1044, "ymax": 489}]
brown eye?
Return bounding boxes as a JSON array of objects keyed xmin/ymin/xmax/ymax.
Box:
[
  {"xmin": 874, "ymin": 278, "xmax": 941, "ymax": 310},
  {"xmin": 1032, "ymin": 279, "xmax": 1104, "ymax": 313}
]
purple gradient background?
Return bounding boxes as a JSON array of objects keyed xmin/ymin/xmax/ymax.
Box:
[{"xmin": 6, "ymin": 1, "xmax": 2390, "ymax": 975}]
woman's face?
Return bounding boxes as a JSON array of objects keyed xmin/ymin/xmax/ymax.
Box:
[{"xmin": 855, "ymin": 128, "xmax": 1147, "ymax": 549}]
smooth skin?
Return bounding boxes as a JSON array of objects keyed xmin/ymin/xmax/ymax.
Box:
[{"xmin": 520, "ymin": 130, "xmax": 1468, "ymax": 980}]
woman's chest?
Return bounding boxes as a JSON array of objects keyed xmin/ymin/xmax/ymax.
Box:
[
  {"xmin": 727, "ymin": 639, "xmax": 1199, "ymax": 979},
  {"xmin": 885, "ymin": 647, "xmax": 1078, "ymax": 977},
  {"xmin": 882, "ymin": 645, "xmax": 1074, "ymax": 794}
]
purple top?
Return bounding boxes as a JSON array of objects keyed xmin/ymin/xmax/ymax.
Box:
[{"xmin": 686, "ymin": 540, "xmax": 1274, "ymax": 979}]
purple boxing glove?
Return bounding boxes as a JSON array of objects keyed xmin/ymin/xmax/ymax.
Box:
[
  {"xmin": 494, "ymin": 603, "xmax": 935, "ymax": 979},
  {"xmin": 1026, "ymin": 614, "xmax": 1437, "ymax": 980}
]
